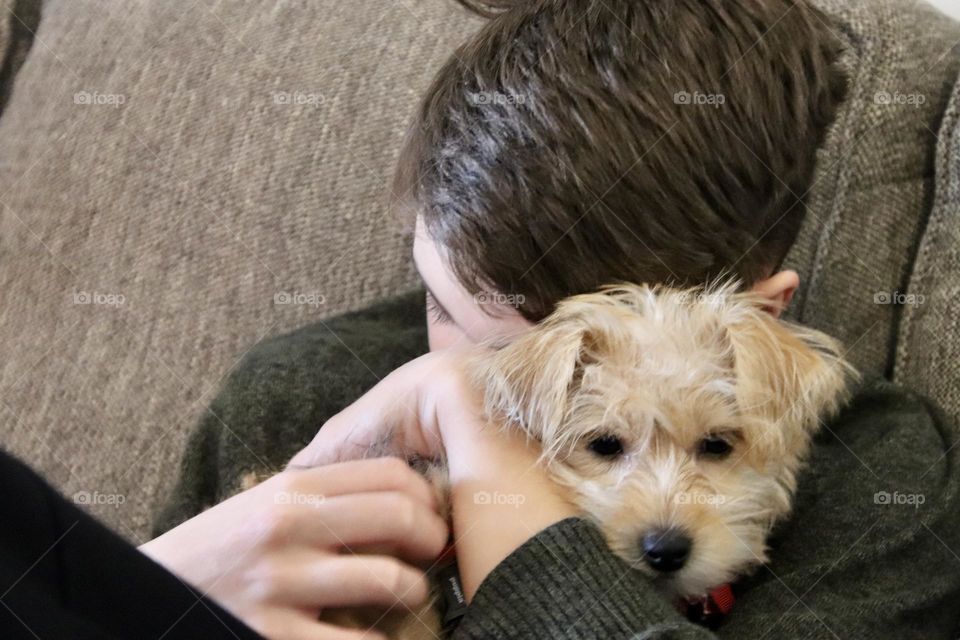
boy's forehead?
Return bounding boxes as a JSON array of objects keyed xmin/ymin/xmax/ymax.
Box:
[{"xmin": 412, "ymin": 225, "xmax": 459, "ymax": 305}]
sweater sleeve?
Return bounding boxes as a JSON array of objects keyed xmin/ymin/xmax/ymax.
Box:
[{"xmin": 454, "ymin": 518, "xmax": 714, "ymax": 639}]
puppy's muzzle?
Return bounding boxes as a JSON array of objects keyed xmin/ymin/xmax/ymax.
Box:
[{"xmin": 642, "ymin": 528, "xmax": 692, "ymax": 573}]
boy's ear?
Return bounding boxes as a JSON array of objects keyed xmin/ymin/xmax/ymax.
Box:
[{"xmin": 750, "ymin": 270, "xmax": 800, "ymax": 318}]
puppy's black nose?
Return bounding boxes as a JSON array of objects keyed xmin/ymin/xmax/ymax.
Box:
[{"xmin": 642, "ymin": 528, "xmax": 691, "ymax": 573}]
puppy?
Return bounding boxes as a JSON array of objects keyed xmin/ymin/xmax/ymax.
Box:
[
  {"xmin": 471, "ymin": 282, "xmax": 854, "ymax": 603},
  {"xmin": 308, "ymin": 282, "xmax": 855, "ymax": 637}
]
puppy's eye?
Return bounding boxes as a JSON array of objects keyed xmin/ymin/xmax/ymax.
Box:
[
  {"xmin": 698, "ymin": 436, "xmax": 733, "ymax": 459},
  {"xmin": 588, "ymin": 435, "xmax": 624, "ymax": 458}
]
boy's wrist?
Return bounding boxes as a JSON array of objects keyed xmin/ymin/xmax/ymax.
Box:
[{"xmin": 442, "ymin": 418, "xmax": 578, "ymax": 598}]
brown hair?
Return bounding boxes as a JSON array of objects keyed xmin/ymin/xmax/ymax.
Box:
[{"xmin": 395, "ymin": 0, "xmax": 847, "ymax": 321}]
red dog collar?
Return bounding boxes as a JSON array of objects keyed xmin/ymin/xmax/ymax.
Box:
[{"xmin": 681, "ymin": 584, "xmax": 735, "ymax": 628}]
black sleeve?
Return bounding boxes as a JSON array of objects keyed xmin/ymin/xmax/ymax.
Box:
[{"xmin": 0, "ymin": 448, "xmax": 264, "ymax": 640}]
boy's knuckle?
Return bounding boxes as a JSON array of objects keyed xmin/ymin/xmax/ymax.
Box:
[
  {"xmin": 376, "ymin": 457, "xmax": 417, "ymax": 487},
  {"xmin": 378, "ymin": 558, "xmax": 408, "ymax": 595},
  {"xmin": 257, "ymin": 506, "xmax": 298, "ymax": 543},
  {"xmin": 246, "ymin": 564, "xmax": 284, "ymax": 600},
  {"xmin": 387, "ymin": 494, "xmax": 419, "ymax": 534}
]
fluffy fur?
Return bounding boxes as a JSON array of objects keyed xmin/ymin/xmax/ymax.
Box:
[{"xmin": 470, "ymin": 282, "xmax": 855, "ymax": 598}]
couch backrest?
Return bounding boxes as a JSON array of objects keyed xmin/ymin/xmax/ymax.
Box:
[
  {"xmin": 894, "ymin": 67, "xmax": 960, "ymax": 430},
  {"xmin": 0, "ymin": 0, "xmax": 481, "ymax": 540},
  {"xmin": 785, "ymin": 0, "xmax": 960, "ymax": 425}
]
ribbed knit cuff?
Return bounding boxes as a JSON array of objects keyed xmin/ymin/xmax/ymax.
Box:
[{"xmin": 454, "ymin": 518, "xmax": 711, "ymax": 639}]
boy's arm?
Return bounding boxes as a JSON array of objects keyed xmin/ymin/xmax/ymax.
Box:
[
  {"xmin": 455, "ymin": 518, "xmax": 714, "ymax": 640},
  {"xmin": 455, "ymin": 379, "xmax": 960, "ymax": 639}
]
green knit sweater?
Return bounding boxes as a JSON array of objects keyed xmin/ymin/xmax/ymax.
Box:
[{"xmin": 154, "ymin": 291, "xmax": 960, "ymax": 639}]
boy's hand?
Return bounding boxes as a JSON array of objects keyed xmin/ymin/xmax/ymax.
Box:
[
  {"xmin": 141, "ymin": 458, "xmax": 448, "ymax": 640},
  {"xmin": 287, "ymin": 349, "xmax": 471, "ymax": 469},
  {"xmin": 288, "ymin": 348, "xmax": 579, "ymax": 601}
]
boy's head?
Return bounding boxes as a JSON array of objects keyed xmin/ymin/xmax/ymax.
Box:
[{"xmin": 398, "ymin": 0, "xmax": 848, "ymax": 349}]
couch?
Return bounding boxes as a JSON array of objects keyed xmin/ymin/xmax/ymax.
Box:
[{"xmin": 0, "ymin": 0, "xmax": 957, "ymax": 541}]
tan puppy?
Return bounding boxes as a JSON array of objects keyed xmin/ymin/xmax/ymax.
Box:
[
  {"xmin": 307, "ymin": 282, "xmax": 855, "ymax": 637},
  {"xmin": 471, "ymin": 282, "xmax": 854, "ymax": 600}
]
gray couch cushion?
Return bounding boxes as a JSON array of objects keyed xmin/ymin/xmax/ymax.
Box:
[{"xmin": 0, "ymin": 0, "xmax": 480, "ymax": 540}]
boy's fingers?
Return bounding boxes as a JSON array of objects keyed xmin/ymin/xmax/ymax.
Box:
[
  {"xmin": 262, "ymin": 613, "xmax": 387, "ymax": 640},
  {"xmin": 286, "ymin": 353, "xmax": 456, "ymax": 471},
  {"xmin": 268, "ymin": 458, "xmax": 438, "ymax": 510},
  {"xmin": 299, "ymin": 492, "xmax": 449, "ymax": 563},
  {"xmin": 285, "ymin": 427, "xmax": 371, "ymax": 470},
  {"xmin": 308, "ymin": 622, "xmax": 387, "ymax": 640},
  {"xmin": 268, "ymin": 553, "xmax": 431, "ymax": 611}
]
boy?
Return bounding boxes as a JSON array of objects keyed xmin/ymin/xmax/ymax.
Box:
[{"xmin": 150, "ymin": 1, "xmax": 960, "ymax": 638}]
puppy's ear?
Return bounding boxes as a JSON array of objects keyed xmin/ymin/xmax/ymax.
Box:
[
  {"xmin": 726, "ymin": 300, "xmax": 856, "ymax": 460},
  {"xmin": 469, "ymin": 294, "xmax": 629, "ymax": 454}
]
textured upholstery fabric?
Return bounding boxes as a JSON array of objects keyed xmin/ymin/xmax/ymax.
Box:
[
  {"xmin": 785, "ymin": 0, "xmax": 960, "ymax": 381},
  {"xmin": 895, "ymin": 67, "xmax": 960, "ymax": 429},
  {"xmin": 0, "ymin": 0, "xmax": 957, "ymax": 543},
  {"xmin": 0, "ymin": 0, "xmax": 481, "ymax": 540}
]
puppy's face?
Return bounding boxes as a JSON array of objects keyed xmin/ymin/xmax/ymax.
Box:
[{"xmin": 472, "ymin": 284, "xmax": 853, "ymax": 598}]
